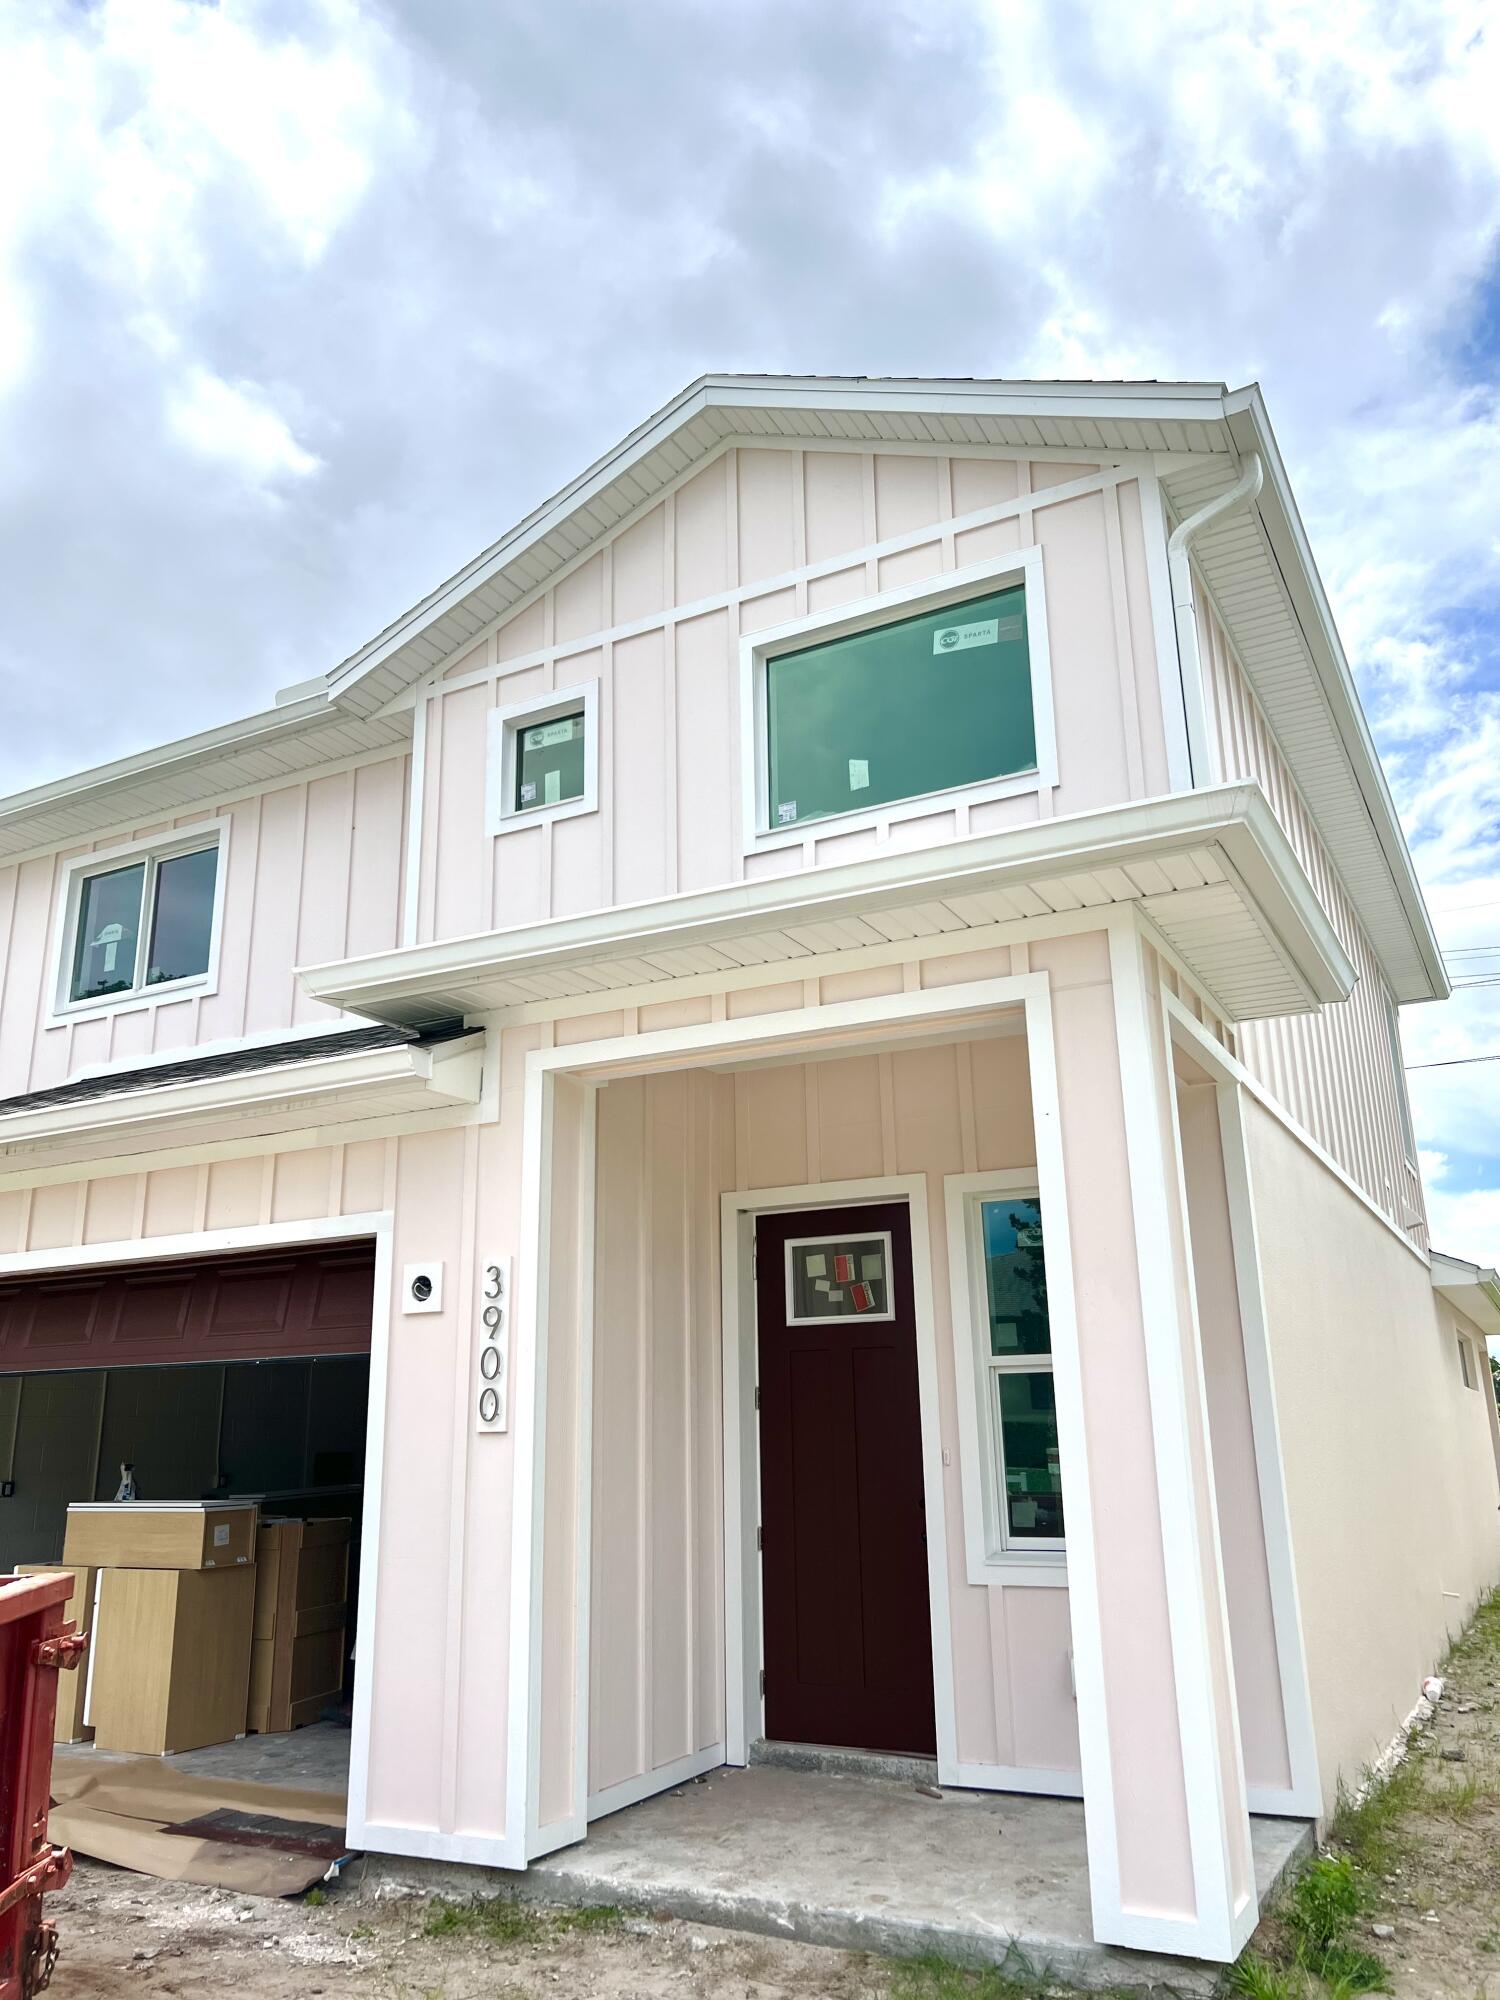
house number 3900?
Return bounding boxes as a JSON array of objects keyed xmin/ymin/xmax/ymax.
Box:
[{"xmin": 476, "ymin": 1254, "xmax": 511, "ymax": 1434}]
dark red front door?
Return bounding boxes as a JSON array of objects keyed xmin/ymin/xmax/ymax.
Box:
[{"xmin": 755, "ymin": 1202, "xmax": 936, "ymax": 1756}]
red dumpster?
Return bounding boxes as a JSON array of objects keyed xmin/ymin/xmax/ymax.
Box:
[{"xmin": 0, "ymin": 1574, "xmax": 87, "ymax": 1998}]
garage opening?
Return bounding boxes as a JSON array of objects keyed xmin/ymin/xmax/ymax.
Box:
[{"xmin": 0, "ymin": 1238, "xmax": 374, "ymax": 1805}]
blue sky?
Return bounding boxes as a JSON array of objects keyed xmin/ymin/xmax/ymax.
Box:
[{"xmin": 0, "ymin": 0, "xmax": 1497, "ymax": 1257}]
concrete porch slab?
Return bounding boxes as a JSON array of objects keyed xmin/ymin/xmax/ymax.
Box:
[{"xmin": 364, "ymin": 1764, "xmax": 1312, "ymax": 1990}]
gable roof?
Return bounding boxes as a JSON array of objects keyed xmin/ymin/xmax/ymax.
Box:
[{"xmin": 0, "ymin": 374, "xmax": 1444, "ymax": 1003}]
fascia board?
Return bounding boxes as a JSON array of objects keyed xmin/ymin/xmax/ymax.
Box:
[
  {"xmin": 0, "ymin": 1035, "xmax": 483, "ymax": 1152},
  {"xmin": 299, "ymin": 781, "xmax": 1352, "ymax": 1017},
  {"xmin": 0, "ymin": 694, "xmax": 333, "ymax": 828},
  {"xmin": 1223, "ymin": 386, "xmax": 1448, "ymax": 1004},
  {"xmin": 325, "ymin": 376, "xmax": 1236, "ymax": 699}
]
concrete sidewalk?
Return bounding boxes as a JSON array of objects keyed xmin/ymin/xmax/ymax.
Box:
[{"xmin": 363, "ymin": 1762, "xmax": 1312, "ymax": 1990}]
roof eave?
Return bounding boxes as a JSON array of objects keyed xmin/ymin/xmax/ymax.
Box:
[{"xmin": 1223, "ymin": 385, "xmax": 1448, "ymax": 1004}]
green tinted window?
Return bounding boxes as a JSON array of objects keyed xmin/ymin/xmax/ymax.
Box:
[
  {"xmin": 995, "ymin": 1374, "xmax": 1064, "ymax": 1540},
  {"xmin": 765, "ymin": 585, "xmax": 1033, "ymax": 829},
  {"xmin": 515, "ymin": 711, "xmax": 585, "ymax": 812}
]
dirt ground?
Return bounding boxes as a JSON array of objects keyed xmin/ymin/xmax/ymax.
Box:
[
  {"xmin": 1334, "ymin": 1592, "xmax": 1500, "ymax": 2000},
  {"xmin": 39, "ymin": 1588, "xmax": 1500, "ymax": 2000},
  {"xmin": 44, "ymin": 1864, "xmax": 894, "ymax": 2000}
]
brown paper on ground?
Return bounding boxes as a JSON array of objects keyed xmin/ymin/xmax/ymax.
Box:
[{"xmin": 49, "ymin": 1756, "xmax": 347, "ymax": 1897}]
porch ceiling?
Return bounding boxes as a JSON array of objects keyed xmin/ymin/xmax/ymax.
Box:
[{"xmin": 299, "ymin": 783, "xmax": 1356, "ymax": 1031}]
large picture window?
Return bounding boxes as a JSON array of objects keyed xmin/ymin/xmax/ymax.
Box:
[
  {"xmin": 763, "ymin": 582, "xmax": 1036, "ymax": 831},
  {"xmin": 57, "ymin": 830, "xmax": 224, "ymax": 1013}
]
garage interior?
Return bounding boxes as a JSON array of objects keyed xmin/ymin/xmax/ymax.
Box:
[{"xmin": 0, "ymin": 1238, "xmax": 374, "ymax": 1801}]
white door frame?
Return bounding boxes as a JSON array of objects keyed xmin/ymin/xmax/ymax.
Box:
[{"xmin": 718, "ymin": 1174, "xmax": 958, "ymax": 1778}]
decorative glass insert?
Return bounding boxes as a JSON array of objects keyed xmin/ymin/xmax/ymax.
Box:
[
  {"xmin": 515, "ymin": 710, "xmax": 586, "ymax": 812},
  {"xmin": 785, "ymin": 1232, "xmax": 893, "ymax": 1323},
  {"xmin": 978, "ymin": 1196, "xmax": 1063, "ymax": 1545},
  {"xmin": 765, "ymin": 583, "xmax": 1033, "ymax": 830},
  {"xmin": 66, "ymin": 842, "xmax": 220, "ymax": 1007}
]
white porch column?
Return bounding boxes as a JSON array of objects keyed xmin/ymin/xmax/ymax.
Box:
[{"xmin": 1036, "ymin": 921, "xmax": 1257, "ymax": 1962}]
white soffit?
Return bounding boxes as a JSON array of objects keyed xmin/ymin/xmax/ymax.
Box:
[
  {"xmin": 0, "ymin": 1034, "xmax": 483, "ymax": 1170},
  {"xmin": 1431, "ymin": 1253, "xmax": 1500, "ymax": 1338},
  {"xmin": 299, "ymin": 784, "xmax": 1355, "ymax": 1031}
]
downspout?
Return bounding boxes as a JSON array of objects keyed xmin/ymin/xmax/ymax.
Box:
[{"xmin": 1166, "ymin": 452, "xmax": 1264, "ymax": 786}]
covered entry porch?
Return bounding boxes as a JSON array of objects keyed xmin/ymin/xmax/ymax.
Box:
[{"xmin": 515, "ymin": 918, "xmax": 1321, "ymax": 1967}]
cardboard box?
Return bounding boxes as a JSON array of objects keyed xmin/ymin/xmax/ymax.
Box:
[
  {"xmin": 63, "ymin": 1502, "xmax": 258, "ymax": 1572},
  {"xmin": 90, "ymin": 1565, "xmax": 255, "ymax": 1755},
  {"xmin": 247, "ymin": 1518, "xmax": 350, "ymax": 1734},
  {"xmin": 16, "ymin": 1562, "xmax": 96, "ymax": 1742}
]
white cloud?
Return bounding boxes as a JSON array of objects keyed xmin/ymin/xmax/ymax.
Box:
[
  {"xmin": 1, "ymin": 0, "xmax": 1499, "ymax": 1225},
  {"xmin": 166, "ymin": 367, "xmax": 319, "ymax": 487}
]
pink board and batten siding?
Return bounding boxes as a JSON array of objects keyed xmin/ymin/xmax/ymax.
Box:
[
  {"xmin": 1195, "ymin": 589, "xmax": 1425, "ymax": 1245},
  {"xmin": 411, "ymin": 447, "xmax": 1174, "ymax": 940},
  {"xmin": 0, "ymin": 755, "xmax": 410, "ymax": 1101}
]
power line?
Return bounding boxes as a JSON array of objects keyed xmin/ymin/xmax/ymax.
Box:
[{"xmin": 1406, "ymin": 1052, "xmax": 1500, "ymax": 1071}]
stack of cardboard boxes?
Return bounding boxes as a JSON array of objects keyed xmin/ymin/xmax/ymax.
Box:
[
  {"xmin": 24, "ymin": 1503, "xmax": 352, "ymax": 1755},
  {"xmin": 62, "ymin": 1502, "xmax": 258, "ymax": 1755}
]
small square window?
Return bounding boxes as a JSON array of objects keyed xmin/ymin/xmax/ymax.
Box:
[
  {"xmin": 487, "ymin": 682, "xmax": 599, "ymax": 832},
  {"xmin": 59, "ymin": 830, "xmax": 223, "ymax": 1013},
  {"xmin": 515, "ymin": 710, "xmax": 585, "ymax": 813}
]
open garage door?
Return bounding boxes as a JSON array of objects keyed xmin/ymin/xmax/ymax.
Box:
[{"xmin": 0, "ymin": 1241, "xmax": 375, "ymax": 1577}]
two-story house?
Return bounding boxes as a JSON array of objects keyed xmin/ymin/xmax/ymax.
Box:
[{"xmin": 1, "ymin": 376, "xmax": 1497, "ymax": 1968}]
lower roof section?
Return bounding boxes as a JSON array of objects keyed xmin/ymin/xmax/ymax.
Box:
[
  {"xmin": 0, "ymin": 1024, "xmax": 483, "ymax": 1171},
  {"xmin": 1431, "ymin": 1252, "xmax": 1500, "ymax": 1338},
  {"xmin": 300, "ymin": 783, "xmax": 1357, "ymax": 1030}
]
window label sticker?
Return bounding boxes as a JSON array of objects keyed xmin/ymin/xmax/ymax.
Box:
[
  {"xmin": 850, "ymin": 1281, "xmax": 873, "ymax": 1312},
  {"xmin": 777, "ymin": 800, "xmax": 798, "ymax": 824},
  {"xmin": 803, "ymin": 1253, "xmax": 826, "ymax": 1276},
  {"xmin": 519, "ymin": 781, "xmax": 537, "ymax": 804},
  {"xmin": 526, "ymin": 718, "xmax": 575, "ymax": 749},
  {"xmin": 933, "ymin": 617, "xmax": 1000, "ymax": 655},
  {"xmin": 833, "ymin": 1253, "xmax": 854, "ymax": 1282},
  {"xmin": 544, "ymin": 768, "xmax": 562, "ymax": 805},
  {"xmin": 859, "ymin": 1252, "xmax": 883, "ymax": 1280},
  {"xmin": 848, "ymin": 757, "xmax": 869, "ymax": 790}
]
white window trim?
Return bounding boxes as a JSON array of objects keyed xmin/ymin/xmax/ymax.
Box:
[
  {"xmin": 738, "ymin": 548, "xmax": 1057, "ymax": 860},
  {"xmin": 782, "ymin": 1228, "xmax": 895, "ymax": 1325},
  {"xmin": 48, "ymin": 818, "xmax": 230, "ymax": 1028},
  {"xmin": 486, "ymin": 680, "xmax": 599, "ymax": 834},
  {"xmin": 944, "ymin": 1167, "xmax": 1067, "ymax": 1588}
]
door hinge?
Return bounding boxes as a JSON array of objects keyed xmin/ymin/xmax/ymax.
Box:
[
  {"xmin": 756, "ymin": 1525, "xmax": 763, "ymax": 1552},
  {"xmin": 759, "ymin": 1669, "xmax": 765, "ymax": 1697},
  {"xmin": 753, "ymin": 1385, "xmax": 760, "ymax": 1410}
]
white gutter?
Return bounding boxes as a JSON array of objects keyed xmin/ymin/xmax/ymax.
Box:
[{"xmin": 1166, "ymin": 452, "xmax": 1265, "ymax": 788}]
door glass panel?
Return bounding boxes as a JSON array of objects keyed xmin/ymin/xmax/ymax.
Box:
[
  {"xmin": 766, "ymin": 583, "xmax": 1033, "ymax": 828},
  {"xmin": 994, "ymin": 1372, "xmax": 1064, "ymax": 1539},
  {"xmin": 70, "ymin": 863, "xmax": 145, "ymax": 1002},
  {"xmin": 979, "ymin": 1198, "xmax": 1049, "ymax": 1354},
  {"xmin": 786, "ymin": 1234, "xmax": 891, "ymax": 1321},
  {"xmin": 515, "ymin": 711, "xmax": 586, "ymax": 811},
  {"xmin": 147, "ymin": 846, "xmax": 218, "ymax": 985}
]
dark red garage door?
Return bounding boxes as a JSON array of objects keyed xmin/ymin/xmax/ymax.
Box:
[{"xmin": 0, "ymin": 1243, "xmax": 375, "ymax": 1372}]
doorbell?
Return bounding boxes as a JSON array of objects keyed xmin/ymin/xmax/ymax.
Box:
[{"xmin": 403, "ymin": 1261, "xmax": 444, "ymax": 1314}]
